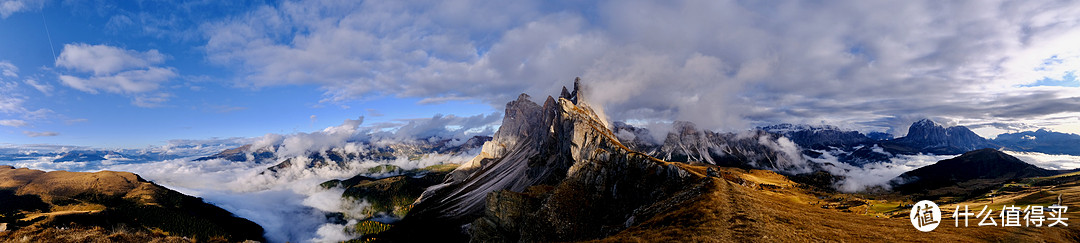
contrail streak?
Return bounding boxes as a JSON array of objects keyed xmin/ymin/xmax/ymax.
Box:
[{"xmin": 41, "ymin": 11, "xmax": 56, "ymax": 61}]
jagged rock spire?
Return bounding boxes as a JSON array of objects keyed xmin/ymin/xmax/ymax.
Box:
[{"xmin": 558, "ymin": 77, "xmax": 583, "ymax": 105}]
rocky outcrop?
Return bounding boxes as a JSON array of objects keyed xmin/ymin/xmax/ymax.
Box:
[
  {"xmin": 885, "ymin": 119, "xmax": 995, "ymax": 154},
  {"xmin": 380, "ymin": 78, "xmax": 704, "ymax": 242},
  {"xmin": 760, "ymin": 124, "xmax": 873, "ymax": 149},
  {"xmin": 613, "ymin": 121, "xmax": 810, "ymax": 173},
  {"xmin": 193, "ymin": 144, "xmax": 275, "ymax": 162},
  {"xmin": 322, "ymin": 164, "xmax": 459, "ymax": 220}
]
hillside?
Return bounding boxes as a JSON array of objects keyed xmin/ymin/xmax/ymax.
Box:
[
  {"xmin": 0, "ymin": 166, "xmax": 265, "ymax": 242},
  {"xmin": 597, "ymin": 165, "xmax": 1079, "ymax": 242},
  {"xmin": 893, "ymin": 149, "xmax": 1058, "ymax": 197}
]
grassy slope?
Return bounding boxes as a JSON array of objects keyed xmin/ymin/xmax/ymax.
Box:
[
  {"xmin": 0, "ymin": 166, "xmax": 264, "ymax": 242},
  {"xmin": 596, "ymin": 165, "xmax": 1080, "ymax": 242}
]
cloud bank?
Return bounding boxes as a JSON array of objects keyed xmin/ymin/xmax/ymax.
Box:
[
  {"xmin": 3, "ymin": 116, "xmax": 492, "ymax": 242},
  {"xmin": 199, "ymin": 0, "xmax": 1080, "ymax": 136}
]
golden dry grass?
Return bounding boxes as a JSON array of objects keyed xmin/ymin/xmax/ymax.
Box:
[{"xmin": 592, "ymin": 166, "xmax": 1080, "ymax": 243}]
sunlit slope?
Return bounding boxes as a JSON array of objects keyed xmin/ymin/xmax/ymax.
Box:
[
  {"xmin": 0, "ymin": 165, "xmax": 265, "ymax": 242},
  {"xmin": 599, "ymin": 165, "xmax": 1079, "ymax": 242}
]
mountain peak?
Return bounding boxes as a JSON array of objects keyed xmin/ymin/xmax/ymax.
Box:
[
  {"xmin": 894, "ymin": 118, "xmax": 992, "ymax": 154},
  {"xmin": 559, "ymin": 77, "xmax": 584, "ymax": 105},
  {"xmin": 391, "ymin": 78, "xmax": 694, "ymax": 241},
  {"xmin": 911, "ymin": 118, "xmax": 939, "ymax": 128}
]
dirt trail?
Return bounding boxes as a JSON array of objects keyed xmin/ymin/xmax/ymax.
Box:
[{"xmin": 19, "ymin": 210, "xmax": 101, "ymax": 222}]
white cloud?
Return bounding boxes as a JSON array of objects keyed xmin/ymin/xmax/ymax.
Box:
[
  {"xmin": 55, "ymin": 44, "xmax": 178, "ymax": 107},
  {"xmin": 0, "ymin": 0, "xmax": 43, "ymax": 18},
  {"xmin": 1, "ymin": 77, "xmax": 53, "ymax": 125},
  {"xmin": 57, "ymin": 67, "xmax": 176, "ymax": 94},
  {"xmin": 808, "ymin": 150, "xmax": 956, "ymax": 193},
  {"xmin": 55, "ymin": 44, "xmax": 177, "ymax": 97},
  {"xmin": 23, "ymin": 78, "xmax": 52, "ymax": 95},
  {"xmin": 0, "ymin": 119, "xmax": 27, "ymax": 127},
  {"xmin": 23, "ymin": 130, "xmax": 58, "ymax": 137},
  {"xmin": 276, "ymin": 117, "xmax": 365, "ymax": 158},
  {"xmin": 1005, "ymin": 151, "xmax": 1080, "ymax": 170},
  {"xmin": 56, "ymin": 43, "xmax": 166, "ymax": 76},
  {"xmin": 0, "ymin": 81, "xmax": 23, "ymax": 113},
  {"xmin": 131, "ymin": 92, "xmax": 172, "ymax": 108},
  {"xmin": 0, "ymin": 60, "xmax": 17, "ymax": 77},
  {"xmin": 202, "ymin": 0, "xmax": 1080, "ymax": 136}
]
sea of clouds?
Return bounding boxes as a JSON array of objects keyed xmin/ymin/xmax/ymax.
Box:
[{"xmin": 1, "ymin": 115, "xmax": 490, "ymax": 243}]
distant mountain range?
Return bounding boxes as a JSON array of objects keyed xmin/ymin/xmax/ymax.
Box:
[
  {"xmin": 0, "ymin": 149, "xmax": 184, "ymax": 163},
  {"xmin": 995, "ymin": 129, "xmax": 1080, "ymax": 156},
  {"xmin": 757, "ymin": 119, "xmax": 1080, "ymax": 166},
  {"xmin": 191, "ymin": 136, "xmax": 490, "ymax": 176}
]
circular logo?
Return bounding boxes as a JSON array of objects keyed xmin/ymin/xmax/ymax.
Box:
[{"xmin": 909, "ymin": 200, "xmax": 941, "ymax": 232}]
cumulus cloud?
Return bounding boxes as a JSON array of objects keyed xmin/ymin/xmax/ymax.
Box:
[
  {"xmin": 58, "ymin": 68, "xmax": 176, "ymax": 94},
  {"xmin": 272, "ymin": 117, "xmax": 366, "ymax": 158},
  {"xmin": 381, "ymin": 112, "xmax": 500, "ymax": 141},
  {"xmin": 201, "ymin": 0, "xmax": 1080, "ymax": 137},
  {"xmin": 55, "ymin": 43, "xmax": 178, "ymax": 106},
  {"xmin": 56, "ymin": 43, "xmax": 167, "ymax": 76}
]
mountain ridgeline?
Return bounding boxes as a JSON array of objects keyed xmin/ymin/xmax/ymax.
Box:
[
  {"xmin": 193, "ymin": 136, "xmax": 491, "ymax": 174},
  {"xmin": 354, "ymin": 79, "xmax": 1080, "ymax": 242},
  {"xmin": 995, "ymin": 129, "xmax": 1080, "ymax": 156},
  {"xmin": 891, "ymin": 148, "xmax": 1058, "ymax": 197},
  {"xmin": 378, "ymin": 79, "xmax": 703, "ymax": 242},
  {"xmin": 612, "ymin": 121, "xmax": 810, "ymax": 172},
  {"xmin": 756, "ymin": 119, "xmax": 1080, "ymax": 166},
  {"xmin": 610, "ymin": 118, "xmax": 1009, "ymax": 168}
]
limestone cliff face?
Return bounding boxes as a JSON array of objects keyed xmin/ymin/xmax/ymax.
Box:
[
  {"xmin": 386, "ymin": 78, "xmax": 702, "ymax": 242},
  {"xmin": 613, "ymin": 121, "xmax": 810, "ymax": 173},
  {"xmin": 885, "ymin": 119, "xmax": 995, "ymax": 155}
]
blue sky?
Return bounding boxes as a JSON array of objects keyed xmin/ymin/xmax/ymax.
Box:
[
  {"xmin": 0, "ymin": 1, "xmax": 497, "ymax": 147},
  {"xmin": 3, "ymin": 0, "xmax": 1080, "ymax": 148}
]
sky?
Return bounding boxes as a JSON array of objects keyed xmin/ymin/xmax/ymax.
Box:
[{"xmin": 2, "ymin": 0, "xmax": 1080, "ymax": 149}]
